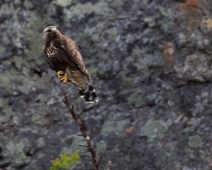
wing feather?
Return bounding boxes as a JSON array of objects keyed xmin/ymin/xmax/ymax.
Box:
[
  {"xmin": 60, "ymin": 36, "xmax": 91, "ymax": 79},
  {"xmin": 44, "ymin": 50, "xmax": 56, "ymax": 71}
]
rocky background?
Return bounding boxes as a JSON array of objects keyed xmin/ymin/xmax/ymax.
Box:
[{"xmin": 1, "ymin": 0, "xmax": 212, "ymax": 169}]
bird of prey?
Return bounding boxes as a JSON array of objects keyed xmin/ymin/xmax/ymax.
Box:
[{"xmin": 43, "ymin": 26, "xmax": 98, "ymax": 103}]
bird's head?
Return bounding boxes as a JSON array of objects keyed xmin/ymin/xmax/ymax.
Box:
[{"xmin": 43, "ymin": 26, "xmax": 59, "ymax": 41}]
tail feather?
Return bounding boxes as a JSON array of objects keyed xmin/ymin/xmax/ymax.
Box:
[{"xmin": 79, "ymin": 85, "xmax": 98, "ymax": 103}]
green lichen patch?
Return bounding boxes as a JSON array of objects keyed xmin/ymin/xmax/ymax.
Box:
[
  {"xmin": 189, "ymin": 135, "xmax": 202, "ymax": 147},
  {"xmin": 66, "ymin": 2, "xmax": 110, "ymax": 19},
  {"xmin": 101, "ymin": 120, "xmax": 128, "ymax": 137},
  {"xmin": 56, "ymin": 0, "xmax": 72, "ymax": 7},
  {"xmin": 0, "ymin": 45, "xmax": 5, "ymax": 55},
  {"xmin": 140, "ymin": 120, "xmax": 168, "ymax": 142},
  {"xmin": 63, "ymin": 135, "xmax": 86, "ymax": 155},
  {"xmin": 127, "ymin": 92, "xmax": 145, "ymax": 108},
  {"xmin": 24, "ymin": 1, "xmax": 33, "ymax": 9},
  {"xmin": 13, "ymin": 153, "xmax": 31, "ymax": 169},
  {"xmin": 96, "ymin": 140, "xmax": 107, "ymax": 156},
  {"xmin": 6, "ymin": 142, "xmax": 25, "ymax": 154}
]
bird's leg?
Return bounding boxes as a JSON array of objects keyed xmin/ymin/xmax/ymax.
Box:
[{"xmin": 57, "ymin": 71, "xmax": 68, "ymax": 83}]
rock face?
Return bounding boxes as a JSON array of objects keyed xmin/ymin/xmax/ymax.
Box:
[{"xmin": 0, "ymin": 0, "xmax": 212, "ymax": 169}]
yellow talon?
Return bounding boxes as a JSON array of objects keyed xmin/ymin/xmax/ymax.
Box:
[
  {"xmin": 61, "ymin": 76, "xmax": 68, "ymax": 83},
  {"xmin": 57, "ymin": 71, "xmax": 65, "ymax": 79},
  {"xmin": 57, "ymin": 71, "xmax": 68, "ymax": 82}
]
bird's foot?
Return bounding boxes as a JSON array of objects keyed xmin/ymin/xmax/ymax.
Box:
[
  {"xmin": 60, "ymin": 76, "xmax": 68, "ymax": 83},
  {"xmin": 57, "ymin": 71, "xmax": 68, "ymax": 83},
  {"xmin": 57, "ymin": 71, "xmax": 65, "ymax": 79}
]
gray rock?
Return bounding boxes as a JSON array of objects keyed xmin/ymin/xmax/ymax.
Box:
[{"xmin": 0, "ymin": 0, "xmax": 212, "ymax": 170}]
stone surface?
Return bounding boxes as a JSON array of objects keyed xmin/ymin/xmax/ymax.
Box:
[{"xmin": 0, "ymin": 0, "xmax": 212, "ymax": 170}]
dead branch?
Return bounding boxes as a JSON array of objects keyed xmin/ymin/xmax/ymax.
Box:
[{"xmin": 62, "ymin": 83, "xmax": 100, "ymax": 170}]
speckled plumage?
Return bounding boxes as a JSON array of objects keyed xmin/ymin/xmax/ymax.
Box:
[{"xmin": 43, "ymin": 26, "xmax": 98, "ymax": 103}]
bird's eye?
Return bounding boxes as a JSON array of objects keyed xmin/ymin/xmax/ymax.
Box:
[{"xmin": 47, "ymin": 29, "xmax": 51, "ymax": 32}]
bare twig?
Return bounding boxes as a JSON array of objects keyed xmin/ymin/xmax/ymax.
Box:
[{"xmin": 62, "ymin": 83, "xmax": 100, "ymax": 170}]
